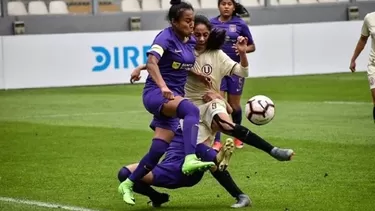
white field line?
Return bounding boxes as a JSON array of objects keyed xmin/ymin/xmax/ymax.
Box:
[
  {"xmin": 0, "ymin": 196, "xmax": 102, "ymax": 211},
  {"xmin": 0, "ymin": 110, "xmax": 144, "ymax": 120},
  {"xmin": 322, "ymin": 101, "xmax": 371, "ymax": 105}
]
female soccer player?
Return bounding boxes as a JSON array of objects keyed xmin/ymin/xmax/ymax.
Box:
[
  {"xmin": 132, "ymin": 15, "xmax": 294, "ymax": 164},
  {"xmin": 211, "ymin": 0, "xmax": 256, "ymax": 150},
  {"xmin": 118, "ymin": 120, "xmax": 251, "ymax": 208},
  {"xmin": 350, "ymin": 11, "xmax": 375, "ymax": 123},
  {"xmin": 119, "ymin": 0, "xmax": 215, "ymax": 205}
]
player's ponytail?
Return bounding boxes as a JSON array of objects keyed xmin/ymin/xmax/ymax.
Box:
[
  {"xmin": 234, "ymin": 2, "xmax": 249, "ymax": 17},
  {"xmin": 170, "ymin": 0, "xmax": 181, "ymax": 5},
  {"xmin": 206, "ymin": 28, "xmax": 226, "ymax": 51},
  {"xmin": 167, "ymin": 0, "xmax": 193, "ymax": 22}
]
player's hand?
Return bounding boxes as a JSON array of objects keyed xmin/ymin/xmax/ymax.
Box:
[
  {"xmin": 198, "ymin": 74, "xmax": 212, "ymax": 88},
  {"xmin": 202, "ymin": 91, "xmax": 221, "ymax": 103},
  {"xmin": 350, "ymin": 60, "xmax": 356, "ymax": 73},
  {"xmin": 161, "ymin": 86, "xmax": 174, "ymax": 100},
  {"xmin": 233, "ymin": 36, "xmax": 248, "ymax": 55},
  {"xmin": 192, "ymin": 72, "xmax": 212, "ymax": 88},
  {"xmin": 130, "ymin": 69, "xmax": 142, "ymax": 84}
]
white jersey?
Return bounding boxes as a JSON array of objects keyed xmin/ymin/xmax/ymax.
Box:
[
  {"xmin": 184, "ymin": 49, "xmax": 248, "ymax": 105},
  {"xmin": 362, "ymin": 12, "xmax": 375, "ymax": 74}
]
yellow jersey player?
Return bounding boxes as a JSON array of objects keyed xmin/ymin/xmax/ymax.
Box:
[
  {"xmin": 131, "ymin": 15, "xmax": 294, "ymax": 166},
  {"xmin": 350, "ymin": 11, "xmax": 375, "ymax": 123}
]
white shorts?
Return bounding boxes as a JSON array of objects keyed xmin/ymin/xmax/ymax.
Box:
[
  {"xmin": 197, "ymin": 99, "xmax": 228, "ymax": 144},
  {"xmin": 368, "ymin": 65, "xmax": 375, "ymax": 90},
  {"xmin": 367, "ymin": 70, "xmax": 375, "ymax": 89}
]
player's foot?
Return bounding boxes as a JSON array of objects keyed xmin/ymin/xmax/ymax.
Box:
[
  {"xmin": 234, "ymin": 138, "xmax": 244, "ymax": 149},
  {"xmin": 231, "ymin": 194, "xmax": 252, "ymax": 208},
  {"xmin": 148, "ymin": 193, "xmax": 170, "ymax": 207},
  {"xmin": 216, "ymin": 138, "xmax": 235, "ymax": 171},
  {"xmin": 270, "ymin": 147, "xmax": 295, "ymax": 161},
  {"xmin": 212, "ymin": 141, "xmax": 222, "ymax": 151},
  {"xmin": 118, "ymin": 179, "xmax": 135, "ymax": 205},
  {"xmin": 182, "ymin": 154, "xmax": 215, "ymax": 175}
]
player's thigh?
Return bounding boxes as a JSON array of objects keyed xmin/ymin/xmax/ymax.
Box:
[
  {"xmin": 212, "ymin": 112, "xmax": 236, "ymax": 132},
  {"xmin": 126, "ymin": 163, "xmax": 154, "ymax": 185},
  {"xmin": 201, "ymin": 99, "xmax": 228, "ymax": 127},
  {"xmin": 143, "ymin": 88, "xmax": 185, "ymax": 118}
]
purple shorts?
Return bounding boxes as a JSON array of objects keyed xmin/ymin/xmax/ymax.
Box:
[
  {"xmin": 143, "ymin": 88, "xmax": 181, "ymax": 132},
  {"xmin": 151, "ymin": 155, "xmax": 204, "ymax": 189},
  {"xmin": 220, "ymin": 74, "xmax": 245, "ymax": 95}
]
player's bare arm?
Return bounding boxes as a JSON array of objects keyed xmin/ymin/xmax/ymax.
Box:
[
  {"xmin": 350, "ymin": 35, "xmax": 369, "ymax": 72},
  {"xmin": 246, "ymin": 44, "xmax": 255, "ymax": 53}
]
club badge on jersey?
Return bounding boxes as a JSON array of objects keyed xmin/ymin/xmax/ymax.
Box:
[{"xmin": 229, "ymin": 25, "xmax": 237, "ymax": 32}]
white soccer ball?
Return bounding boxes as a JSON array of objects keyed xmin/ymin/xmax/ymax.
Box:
[{"xmin": 245, "ymin": 95, "xmax": 275, "ymax": 126}]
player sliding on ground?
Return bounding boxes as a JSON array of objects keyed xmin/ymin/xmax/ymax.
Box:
[
  {"xmin": 118, "ymin": 120, "xmax": 251, "ymax": 208},
  {"xmin": 131, "ymin": 15, "xmax": 295, "ymax": 162}
]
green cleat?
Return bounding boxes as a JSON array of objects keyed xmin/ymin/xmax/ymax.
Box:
[
  {"xmin": 182, "ymin": 154, "xmax": 215, "ymax": 175},
  {"xmin": 118, "ymin": 179, "xmax": 135, "ymax": 205}
]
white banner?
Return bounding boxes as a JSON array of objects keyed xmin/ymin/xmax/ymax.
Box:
[
  {"xmin": 0, "ymin": 21, "xmax": 371, "ymax": 89},
  {"xmin": 292, "ymin": 21, "xmax": 370, "ymax": 75},
  {"xmin": 248, "ymin": 24, "xmax": 294, "ymax": 77},
  {"xmin": 2, "ymin": 31, "xmax": 159, "ymax": 89},
  {"xmin": 0, "ymin": 37, "xmax": 4, "ymax": 89}
]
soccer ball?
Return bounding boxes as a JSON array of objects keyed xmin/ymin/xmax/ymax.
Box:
[{"xmin": 245, "ymin": 95, "xmax": 275, "ymax": 126}]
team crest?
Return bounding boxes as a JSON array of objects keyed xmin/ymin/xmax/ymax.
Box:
[
  {"xmin": 201, "ymin": 64, "xmax": 213, "ymax": 75},
  {"xmin": 229, "ymin": 24, "xmax": 237, "ymax": 32}
]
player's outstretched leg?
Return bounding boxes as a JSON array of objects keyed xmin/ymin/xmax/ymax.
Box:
[
  {"xmin": 231, "ymin": 194, "xmax": 252, "ymax": 208},
  {"xmin": 211, "ymin": 169, "xmax": 251, "ymax": 208},
  {"xmin": 195, "ymin": 142, "xmax": 251, "ymax": 208},
  {"xmin": 118, "ymin": 167, "xmax": 170, "ymax": 207},
  {"xmin": 176, "ymin": 100, "xmax": 215, "ymax": 175},
  {"xmin": 213, "ymin": 114, "xmax": 294, "ymax": 161}
]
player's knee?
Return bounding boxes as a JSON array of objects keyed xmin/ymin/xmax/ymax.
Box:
[
  {"xmin": 176, "ymin": 99, "xmax": 199, "ymax": 119},
  {"xmin": 230, "ymin": 103, "xmax": 242, "ymax": 112},
  {"xmin": 118, "ymin": 167, "xmax": 131, "ymax": 182}
]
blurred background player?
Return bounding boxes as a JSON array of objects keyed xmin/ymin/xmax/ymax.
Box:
[
  {"xmin": 119, "ymin": 0, "xmax": 215, "ymax": 206},
  {"xmin": 118, "ymin": 120, "xmax": 251, "ymax": 208},
  {"xmin": 350, "ymin": 11, "xmax": 375, "ymax": 123},
  {"xmin": 210, "ymin": 0, "xmax": 256, "ymax": 150},
  {"xmin": 132, "ymin": 15, "xmax": 294, "ymax": 163}
]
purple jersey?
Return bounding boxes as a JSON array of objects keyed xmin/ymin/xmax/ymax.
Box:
[
  {"xmin": 144, "ymin": 27, "xmax": 196, "ymax": 96},
  {"xmin": 210, "ymin": 16, "xmax": 254, "ymax": 63}
]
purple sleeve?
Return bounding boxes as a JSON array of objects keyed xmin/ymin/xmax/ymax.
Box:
[
  {"xmin": 241, "ymin": 23, "xmax": 254, "ymax": 45},
  {"xmin": 147, "ymin": 30, "xmax": 170, "ymax": 60}
]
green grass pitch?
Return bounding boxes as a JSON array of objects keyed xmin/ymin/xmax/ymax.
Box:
[{"xmin": 0, "ymin": 72, "xmax": 374, "ymax": 211}]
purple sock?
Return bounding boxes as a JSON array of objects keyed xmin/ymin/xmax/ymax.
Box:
[
  {"xmin": 176, "ymin": 100, "xmax": 200, "ymax": 155},
  {"xmin": 118, "ymin": 167, "xmax": 131, "ymax": 182},
  {"xmin": 214, "ymin": 132, "xmax": 221, "ymax": 142},
  {"xmin": 195, "ymin": 144, "xmax": 217, "ymax": 162},
  {"xmin": 231, "ymin": 108, "xmax": 242, "ymax": 125},
  {"xmin": 128, "ymin": 138, "xmax": 169, "ymax": 182}
]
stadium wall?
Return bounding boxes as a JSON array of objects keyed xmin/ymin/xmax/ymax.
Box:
[
  {"xmin": 0, "ymin": 21, "xmax": 370, "ymax": 90},
  {"xmin": 0, "ymin": 1, "xmax": 375, "ymax": 35}
]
